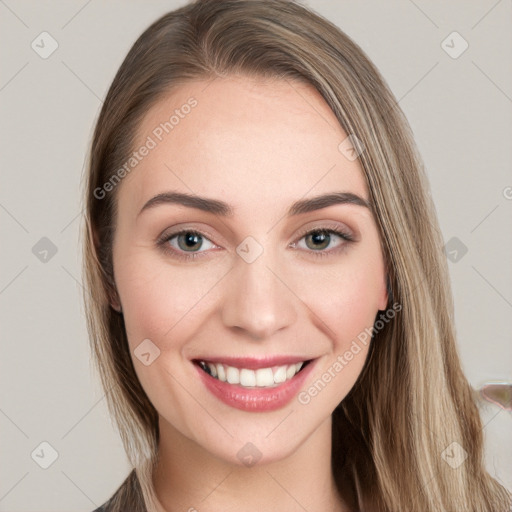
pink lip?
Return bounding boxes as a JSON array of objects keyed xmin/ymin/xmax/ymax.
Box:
[{"xmin": 194, "ymin": 358, "xmax": 316, "ymax": 412}]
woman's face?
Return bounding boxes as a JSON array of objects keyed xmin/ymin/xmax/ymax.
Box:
[{"xmin": 111, "ymin": 75, "xmax": 388, "ymax": 465}]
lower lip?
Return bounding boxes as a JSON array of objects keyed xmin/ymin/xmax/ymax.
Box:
[{"xmin": 195, "ymin": 360, "xmax": 316, "ymax": 412}]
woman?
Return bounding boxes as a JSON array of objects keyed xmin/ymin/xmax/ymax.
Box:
[{"xmin": 83, "ymin": 0, "xmax": 511, "ymax": 510}]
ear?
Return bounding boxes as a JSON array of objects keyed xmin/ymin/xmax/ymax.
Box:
[
  {"xmin": 377, "ymin": 274, "xmax": 390, "ymax": 311},
  {"xmin": 110, "ymin": 296, "xmax": 122, "ymax": 313},
  {"xmin": 106, "ymin": 279, "xmax": 122, "ymax": 313},
  {"xmin": 89, "ymin": 220, "xmax": 123, "ymax": 313}
]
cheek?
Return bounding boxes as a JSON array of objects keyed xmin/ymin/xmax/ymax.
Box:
[
  {"xmin": 292, "ymin": 253, "xmax": 384, "ymax": 411},
  {"xmin": 114, "ymin": 255, "xmax": 228, "ymax": 426},
  {"xmin": 292, "ymin": 251, "xmax": 385, "ymax": 348},
  {"xmin": 115, "ymin": 252, "xmax": 227, "ymax": 348}
]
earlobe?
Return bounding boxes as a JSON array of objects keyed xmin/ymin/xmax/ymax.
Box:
[
  {"xmin": 110, "ymin": 292, "xmax": 123, "ymax": 313},
  {"xmin": 90, "ymin": 221, "xmax": 122, "ymax": 312},
  {"xmin": 107, "ymin": 282, "xmax": 123, "ymax": 313},
  {"xmin": 111, "ymin": 301, "xmax": 123, "ymax": 313},
  {"xmin": 378, "ymin": 275, "xmax": 392, "ymax": 311}
]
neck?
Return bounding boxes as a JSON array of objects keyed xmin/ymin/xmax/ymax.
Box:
[{"xmin": 152, "ymin": 415, "xmax": 349, "ymax": 512}]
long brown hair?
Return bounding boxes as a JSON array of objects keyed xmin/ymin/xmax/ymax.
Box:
[{"xmin": 82, "ymin": 1, "xmax": 511, "ymax": 510}]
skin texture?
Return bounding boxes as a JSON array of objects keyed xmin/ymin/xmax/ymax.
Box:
[{"xmin": 111, "ymin": 76, "xmax": 388, "ymax": 511}]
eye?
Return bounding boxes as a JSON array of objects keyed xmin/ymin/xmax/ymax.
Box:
[
  {"xmin": 157, "ymin": 225, "xmax": 354, "ymax": 261},
  {"xmin": 157, "ymin": 229, "xmax": 217, "ymax": 260},
  {"xmin": 291, "ymin": 227, "xmax": 354, "ymax": 256}
]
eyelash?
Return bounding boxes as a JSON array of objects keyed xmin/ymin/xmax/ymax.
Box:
[{"xmin": 156, "ymin": 226, "xmax": 354, "ymax": 261}]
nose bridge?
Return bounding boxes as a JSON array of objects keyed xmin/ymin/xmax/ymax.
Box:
[{"xmin": 221, "ymin": 240, "xmax": 297, "ymax": 340}]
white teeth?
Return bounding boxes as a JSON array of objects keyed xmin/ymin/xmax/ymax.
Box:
[
  {"xmin": 286, "ymin": 364, "xmax": 297, "ymax": 380},
  {"xmin": 226, "ymin": 366, "xmax": 239, "ymax": 384},
  {"xmin": 256, "ymin": 368, "xmax": 274, "ymax": 387},
  {"xmin": 207, "ymin": 363, "xmax": 217, "ymax": 378},
  {"xmin": 199, "ymin": 360, "xmax": 307, "ymax": 388},
  {"xmin": 240, "ymin": 368, "xmax": 256, "ymax": 387},
  {"xmin": 216, "ymin": 364, "xmax": 226, "ymax": 382},
  {"xmin": 273, "ymin": 366, "xmax": 287, "ymax": 383}
]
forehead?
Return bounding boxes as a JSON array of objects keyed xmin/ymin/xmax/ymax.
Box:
[{"xmin": 119, "ymin": 76, "xmax": 369, "ymax": 219}]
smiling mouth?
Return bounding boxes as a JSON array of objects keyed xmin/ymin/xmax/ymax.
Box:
[{"xmin": 194, "ymin": 359, "xmax": 312, "ymax": 389}]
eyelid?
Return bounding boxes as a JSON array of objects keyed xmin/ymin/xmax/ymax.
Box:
[
  {"xmin": 157, "ymin": 224, "xmax": 221, "ymax": 247},
  {"xmin": 290, "ymin": 220, "xmax": 355, "ymax": 244}
]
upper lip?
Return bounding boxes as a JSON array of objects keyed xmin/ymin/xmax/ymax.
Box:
[{"xmin": 192, "ymin": 355, "xmax": 314, "ymax": 370}]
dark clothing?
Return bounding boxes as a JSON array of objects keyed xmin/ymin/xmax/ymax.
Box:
[{"xmin": 91, "ymin": 469, "xmax": 147, "ymax": 512}]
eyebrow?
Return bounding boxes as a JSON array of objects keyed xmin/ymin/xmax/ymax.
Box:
[{"xmin": 138, "ymin": 191, "xmax": 371, "ymax": 218}]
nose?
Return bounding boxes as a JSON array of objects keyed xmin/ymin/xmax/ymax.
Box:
[{"xmin": 221, "ymin": 248, "xmax": 297, "ymax": 341}]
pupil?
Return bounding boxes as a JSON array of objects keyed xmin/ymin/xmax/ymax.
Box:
[
  {"xmin": 179, "ymin": 232, "xmax": 202, "ymax": 251},
  {"xmin": 308, "ymin": 230, "xmax": 329, "ymax": 250}
]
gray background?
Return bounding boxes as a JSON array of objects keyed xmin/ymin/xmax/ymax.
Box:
[{"xmin": 1, "ymin": 0, "xmax": 511, "ymax": 510}]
